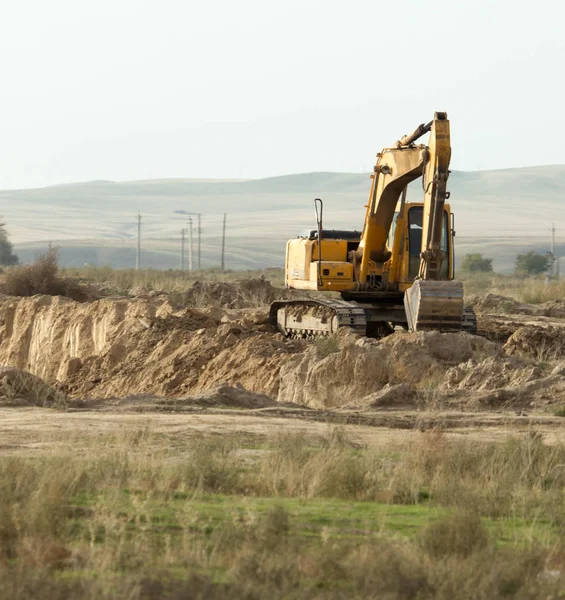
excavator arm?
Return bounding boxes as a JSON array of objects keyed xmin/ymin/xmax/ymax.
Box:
[
  {"xmin": 418, "ymin": 112, "xmax": 451, "ymax": 280},
  {"xmin": 358, "ymin": 111, "xmax": 463, "ymax": 331},
  {"xmin": 356, "ymin": 143, "xmax": 426, "ymax": 284},
  {"xmin": 356, "ymin": 112, "xmax": 451, "ymax": 284},
  {"xmin": 403, "ymin": 112, "xmax": 463, "ymax": 331}
]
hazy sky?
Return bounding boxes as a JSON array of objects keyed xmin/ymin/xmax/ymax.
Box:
[{"xmin": 1, "ymin": 0, "xmax": 564, "ymax": 189}]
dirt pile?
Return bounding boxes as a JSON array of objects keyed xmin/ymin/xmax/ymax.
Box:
[
  {"xmin": 445, "ymin": 356, "xmax": 541, "ymax": 391},
  {"xmin": 471, "ymin": 294, "xmax": 565, "ymax": 318},
  {"xmin": 0, "ymin": 366, "xmax": 61, "ymax": 406},
  {"xmin": 183, "ymin": 383, "xmax": 277, "ymax": 408},
  {"xmin": 343, "ymin": 383, "xmax": 417, "ymax": 409},
  {"xmin": 278, "ymin": 329, "xmax": 498, "ymax": 409},
  {"xmin": 471, "ymin": 294, "xmax": 525, "ymax": 314},
  {"xmin": 61, "ymin": 306, "xmax": 303, "ymax": 399},
  {"xmin": 470, "ymin": 294, "xmax": 565, "ymax": 343},
  {"xmin": 2, "ymin": 287, "xmax": 565, "ymax": 413},
  {"xmin": 0, "ymin": 292, "xmax": 499, "ymax": 409},
  {"xmin": 0, "ymin": 294, "xmax": 177, "ymax": 382},
  {"xmin": 504, "ymin": 326, "xmax": 565, "ymax": 360}
]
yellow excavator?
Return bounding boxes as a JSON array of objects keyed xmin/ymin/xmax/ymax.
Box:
[{"xmin": 270, "ymin": 111, "xmax": 476, "ymax": 338}]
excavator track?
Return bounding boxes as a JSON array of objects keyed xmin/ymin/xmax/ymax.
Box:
[
  {"xmin": 269, "ymin": 298, "xmax": 367, "ymax": 339},
  {"xmin": 462, "ymin": 306, "xmax": 478, "ymax": 335}
]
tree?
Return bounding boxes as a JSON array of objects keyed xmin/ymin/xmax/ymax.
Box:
[
  {"xmin": 515, "ymin": 251, "xmax": 550, "ymax": 275},
  {"xmin": 0, "ymin": 221, "xmax": 18, "ymax": 266},
  {"xmin": 460, "ymin": 253, "xmax": 493, "ymax": 273}
]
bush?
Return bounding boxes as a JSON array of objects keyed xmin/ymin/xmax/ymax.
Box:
[
  {"xmin": 460, "ymin": 254, "xmax": 493, "ymax": 273},
  {"xmin": 313, "ymin": 334, "xmax": 340, "ymax": 357},
  {"xmin": 2, "ymin": 249, "xmax": 89, "ymax": 301},
  {"xmin": 419, "ymin": 512, "xmax": 490, "ymax": 558},
  {"xmin": 515, "ymin": 251, "xmax": 551, "ymax": 275},
  {"xmin": 0, "ymin": 221, "xmax": 18, "ymax": 267}
]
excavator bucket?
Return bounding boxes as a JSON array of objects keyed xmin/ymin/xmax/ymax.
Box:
[{"xmin": 404, "ymin": 280, "xmax": 464, "ymax": 332}]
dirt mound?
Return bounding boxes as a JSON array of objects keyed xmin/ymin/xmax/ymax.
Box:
[
  {"xmin": 504, "ymin": 326, "xmax": 565, "ymax": 360},
  {"xmin": 0, "ymin": 366, "xmax": 62, "ymax": 406},
  {"xmin": 56, "ymin": 300, "xmax": 304, "ymax": 399},
  {"xmin": 445, "ymin": 356, "xmax": 541, "ymax": 391},
  {"xmin": 379, "ymin": 330, "xmax": 497, "ymax": 373},
  {"xmin": 470, "ymin": 294, "xmax": 565, "ymax": 319},
  {"xmin": 470, "ymin": 294, "xmax": 524, "ymax": 314},
  {"xmin": 278, "ymin": 330, "xmax": 498, "ymax": 409},
  {"xmin": 344, "ymin": 383, "xmax": 417, "ymax": 409},
  {"xmin": 539, "ymin": 300, "xmax": 565, "ymax": 318},
  {"xmin": 148, "ymin": 309, "xmax": 217, "ymax": 334},
  {"xmin": 2, "ymin": 288, "xmax": 564, "ymax": 414},
  {"xmin": 183, "ymin": 383, "xmax": 276, "ymax": 408}
]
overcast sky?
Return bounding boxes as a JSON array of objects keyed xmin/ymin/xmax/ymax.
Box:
[{"xmin": 1, "ymin": 0, "xmax": 563, "ymax": 189}]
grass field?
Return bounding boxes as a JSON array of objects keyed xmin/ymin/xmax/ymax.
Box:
[{"xmin": 1, "ymin": 425, "xmax": 565, "ymax": 598}]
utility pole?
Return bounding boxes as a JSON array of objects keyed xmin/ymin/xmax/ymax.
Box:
[
  {"xmin": 551, "ymin": 223, "xmax": 557, "ymax": 278},
  {"xmin": 220, "ymin": 213, "xmax": 227, "ymax": 272},
  {"xmin": 136, "ymin": 211, "xmax": 141, "ymax": 271},
  {"xmin": 197, "ymin": 213, "xmax": 201, "ymax": 270},
  {"xmin": 187, "ymin": 217, "xmax": 193, "ymax": 272},
  {"xmin": 180, "ymin": 228, "xmax": 185, "ymax": 270}
]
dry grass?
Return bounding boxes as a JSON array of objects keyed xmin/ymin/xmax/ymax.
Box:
[
  {"xmin": 313, "ymin": 333, "xmax": 341, "ymax": 357},
  {"xmin": 60, "ymin": 265, "xmax": 286, "ymax": 296},
  {"xmin": 2, "ymin": 249, "xmax": 90, "ymax": 301},
  {"xmin": 0, "ymin": 427, "xmax": 564, "ymax": 597},
  {"xmin": 0, "ymin": 368, "xmax": 65, "ymax": 407},
  {"xmin": 461, "ymin": 272, "xmax": 565, "ymax": 304}
]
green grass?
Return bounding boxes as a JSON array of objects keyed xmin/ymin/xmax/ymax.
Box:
[
  {"xmin": 2, "ymin": 428, "xmax": 565, "ymax": 598},
  {"xmin": 71, "ymin": 490, "xmax": 557, "ymax": 548},
  {"xmin": 72, "ymin": 490, "xmax": 560, "ymax": 544}
]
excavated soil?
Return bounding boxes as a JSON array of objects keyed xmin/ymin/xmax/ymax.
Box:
[{"xmin": 1, "ymin": 287, "xmax": 565, "ymax": 414}]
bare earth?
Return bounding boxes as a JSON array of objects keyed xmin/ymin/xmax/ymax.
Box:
[
  {"xmin": 1, "ymin": 283, "xmax": 565, "ymax": 453},
  {"xmin": 2, "ymin": 403, "xmax": 565, "ymax": 459}
]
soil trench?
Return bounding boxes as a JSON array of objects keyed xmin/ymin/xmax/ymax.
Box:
[{"xmin": 0, "ymin": 283, "xmax": 564, "ymax": 415}]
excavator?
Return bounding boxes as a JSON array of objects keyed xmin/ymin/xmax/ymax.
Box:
[{"xmin": 269, "ymin": 111, "xmax": 477, "ymax": 338}]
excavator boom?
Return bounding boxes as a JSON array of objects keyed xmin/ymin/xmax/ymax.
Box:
[{"xmin": 403, "ymin": 113, "xmax": 463, "ymax": 331}]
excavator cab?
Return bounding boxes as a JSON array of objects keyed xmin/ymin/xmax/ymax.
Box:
[{"xmin": 388, "ymin": 202, "xmax": 453, "ymax": 286}]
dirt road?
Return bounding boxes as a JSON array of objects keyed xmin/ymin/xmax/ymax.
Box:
[{"xmin": 1, "ymin": 404, "xmax": 564, "ymax": 458}]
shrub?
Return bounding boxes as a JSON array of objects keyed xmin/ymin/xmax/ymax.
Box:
[
  {"xmin": 313, "ymin": 334, "xmax": 340, "ymax": 357},
  {"xmin": 419, "ymin": 512, "xmax": 490, "ymax": 558},
  {"xmin": 515, "ymin": 251, "xmax": 551, "ymax": 275},
  {"xmin": 460, "ymin": 253, "xmax": 493, "ymax": 273},
  {"xmin": 2, "ymin": 250, "xmax": 89, "ymax": 301},
  {"xmin": 0, "ymin": 220, "xmax": 18, "ymax": 266}
]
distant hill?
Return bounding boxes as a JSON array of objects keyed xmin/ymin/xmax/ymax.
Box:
[{"xmin": 4, "ymin": 165, "xmax": 565, "ymax": 272}]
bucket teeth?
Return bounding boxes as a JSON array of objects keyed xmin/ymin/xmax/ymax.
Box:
[{"xmin": 404, "ymin": 280, "xmax": 464, "ymax": 332}]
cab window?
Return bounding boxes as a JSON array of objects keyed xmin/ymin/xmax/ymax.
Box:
[{"xmin": 407, "ymin": 207, "xmax": 449, "ymax": 279}]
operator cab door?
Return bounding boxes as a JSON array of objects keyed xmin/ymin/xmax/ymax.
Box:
[{"xmin": 407, "ymin": 207, "xmax": 450, "ymax": 280}]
